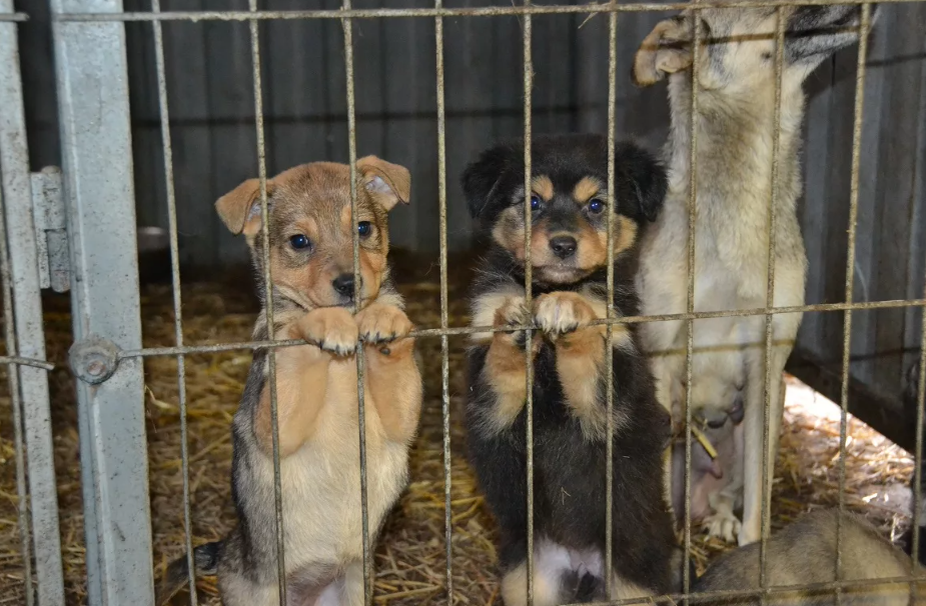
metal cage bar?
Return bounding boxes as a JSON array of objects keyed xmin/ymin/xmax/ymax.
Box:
[
  {"xmin": 0, "ymin": 1, "xmax": 65, "ymax": 603},
  {"xmin": 434, "ymin": 0, "xmax": 454, "ymax": 601},
  {"xmin": 149, "ymin": 0, "xmax": 197, "ymax": 602},
  {"xmin": 49, "ymin": 0, "xmax": 926, "ymax": 22},
  {"xmin": 50, "ymin": 1, "xmax": 154, "ymax": 604}
]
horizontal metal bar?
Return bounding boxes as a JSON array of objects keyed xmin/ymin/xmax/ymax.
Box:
[
  {"xmin": 115, "ymin": 297, "xmax": 926, "ymax": 360},
  {"xmin": 0, "ymin": 355, "xmax": 54, "ymax": 370},
  {"xmin": 0, "ymin": 12, "xmax": 26, "ymax": 21},
  {"xmin": 563, "ymin": 573, "xmax": 926, "ymax": 606},
  {"xmin": 51, "ymin": 0, "xmax": 926, "ymax": 22}
]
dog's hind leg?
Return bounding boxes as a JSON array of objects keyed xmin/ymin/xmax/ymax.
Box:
[{"xmin": 739, "ymin": 347, "xmax": 788, "ymax": 546}]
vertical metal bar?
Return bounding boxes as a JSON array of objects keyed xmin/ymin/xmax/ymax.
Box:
[
  {"xmin": 758, "ymin": 9, "xmax": 786, "ymax": 601},
  {"xmin": 149, "ymin": 1, "xmax": 197, "ymax": 603},
  {"xmin": 341, "ymin": 3, "xmax": 373, "ymax": 604},
  {"xmin": 836, "ymin": 4, "xmax": 872, "ymax": 598},
  {"xmin": 0, "ymin": 168, "xmax": 34, "ymax": 606},
  {"xmin": 914, "ymin": 295, "xmax": 926, "ymax": 597},
  {"xmin": 682, "ymin": 11, "xmax": 702, "ymax": 601},
  {"xmin": 604, "ymin": 2, "xmax": 617, "ymax": 601},
  {"xmin": 0, "ymin": 1, "xmax": 65, "ymax": 603},
  {"xmin": 247, "ymin": 2, "xmax": 287, "ymax": 603},
  {"xmin": 434, "ymin": 0, "xmax": 454, "ymax": 601},
  {"xmin": 49, "ymin": 1, "xmax": 154, "ymax": 604},
  {"xmin": 521, "ymin": 2, "xmax": 535, "ymax": 604}
]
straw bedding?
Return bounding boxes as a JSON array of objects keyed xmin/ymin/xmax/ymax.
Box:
[{"xmin": 0, "ymin": 250, "xmax": 916, "ymax": 604}]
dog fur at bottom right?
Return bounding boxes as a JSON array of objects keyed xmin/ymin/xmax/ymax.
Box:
[{"xmin": 693, "ymin": 509, "xmax": 925, "ymax": 606}]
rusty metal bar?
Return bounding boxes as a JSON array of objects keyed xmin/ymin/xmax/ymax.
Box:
[
  {"xmin": 604, "ymin": 1, "xmax": 617, "ymax": 600},
  {"xmin": 112, "ymin": 297, "xmax": 926, "ymax": 361},
  {"xmin": 0, "ymin": 355, "xmax": 54, "ymax": 370},
  {"xmin": 247, "ymin": 1, "xmax": 287, "ymax": 602},
  {"xmin": 0, "ymin": 142, "xmax": 34, "ymax": 606},
  {"xmin": 52, "ymin": 0, "xmax": 926, "ymax": 22},
  {"xmin": 758, "ymin": 8, "xmax": 787, "ymax": 599},
  {"xmin": 341, "ymin": 2, "xmax": 374, "ymax": 604},
  {"xmin": 434, "ymin": 0, "xmax": 453, "ymax": 601},
  {"xmin": 521, "ymin": 2, "xmax": 535, "ymax": 603},
  {"xmin": 681, "ymin": 10, "xmax": 702, "ymax": 599},
  {"xmin": 150, "ymin": 1, "xmax": 197, "ymax": 602},
  {"xmin": 835, "ymin": 4, "xmax": 872, "ymax": 599}
]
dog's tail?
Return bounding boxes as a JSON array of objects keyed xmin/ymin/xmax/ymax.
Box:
[{"xmin": 154, "ymin": 541, "xmax": 221, "ymax": 606}]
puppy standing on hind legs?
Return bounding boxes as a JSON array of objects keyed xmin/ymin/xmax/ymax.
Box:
[
  {"xmin": 463, "ymin": 134, "xmax": 689, "ymax": 606},
  {"xmin": 632, "ymin": 3, "xmax": 878, "ymax": 546},
  {"xmin": 154, "ymin": 157, "xmax": 423, "ymax": 606}
]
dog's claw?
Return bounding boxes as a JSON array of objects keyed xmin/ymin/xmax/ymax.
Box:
[
  {"xmin": 356, "ymin": 303, "xmax": 413, "ymax": 346},
  {"xmin": 295, "ymin": 307, "xmax": 359, "ymax": 357},
  {"xmin": 703, "ymin": 510, "xmax": 742, "ymax": 544},
  {"xmin": 532, "ymin": 292, "xmax": 597, "ymax": 338}
]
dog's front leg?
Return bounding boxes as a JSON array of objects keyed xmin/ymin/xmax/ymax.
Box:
[
  {"xmin": 254, "ymin": 307, "xmax": 358, "ymax": 458},
  {"xmin": 355, "ymin": 302, "xmax": 423, "ymax": 444},
  {"xmin": 533, "ymin": 292, "xmax": 621, "ymax": 440},
  {"xmin": 739, "ymin": 353, "xmax": 787, "ymax": 546}
]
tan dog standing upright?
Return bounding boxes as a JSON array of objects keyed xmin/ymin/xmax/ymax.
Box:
[
  {"xmin": 632, "ymin": 5, "xmax": 876, "ymax": 546},
  {"xmin": 155, "ymin": 157, "xmax": 423, "ymax": 606}
]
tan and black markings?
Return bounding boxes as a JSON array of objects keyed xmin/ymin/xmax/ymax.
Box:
[
  {"xmin": 462, "ymin": 133, "xmax": 691, "ymax": 606},
  {"xmin": 156, "ymin": 157, "xmax": 423, "ymax": 606}
]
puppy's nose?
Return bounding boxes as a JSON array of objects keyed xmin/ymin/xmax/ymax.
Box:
[
  {"xmin": 332, "ymin": 274, "xmax": 357, "ymax": 297},
  {"xmin": 549, "ymin": 235, "xmax": 577, "ymax": 259}
]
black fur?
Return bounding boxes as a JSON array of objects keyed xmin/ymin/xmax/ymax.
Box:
[
  {"xmin": 154, "ymin": 541, "xmax": 220, "ymax": 603},
  {"xmin": 462, "ymin": 134, "xmax": 683, "ymax": 601}
]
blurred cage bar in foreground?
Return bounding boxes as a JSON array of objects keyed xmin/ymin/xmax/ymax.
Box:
[{"xmin": 0, "ymin": 1, "xmax": 923, "ymax": 606}]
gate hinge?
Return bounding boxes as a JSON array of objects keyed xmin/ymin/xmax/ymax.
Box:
[{"xmin": 31, "ymin": 167, "xmax": 70, "ymax": 293}]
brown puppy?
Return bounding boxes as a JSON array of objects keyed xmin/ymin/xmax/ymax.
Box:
[{"xmin": 155, "ymin": 158, "xmax": 423, "ymax": 606}]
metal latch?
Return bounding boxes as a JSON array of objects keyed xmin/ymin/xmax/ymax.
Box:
[{"xmin": 31, "ymin": 167, "xmax": 69, "ymax": 293}]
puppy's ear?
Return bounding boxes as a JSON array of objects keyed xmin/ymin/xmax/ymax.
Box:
[
  {"xmin": 357, "ymin": 156, "xmax": 411, "ymax": 211},
  {"xmin": 461, "ymin": 143, "xmax": 517, "ymax": 221},
  {"xmin": 616, "ymin": 142, "xmax": 667, "ymax": 223},
  {"xmin": 632, "ymin": 17, "xmax": 692, "ymax": 87},
  {"xmin": 215, "ymin": 178, "xmax": 275, "ymax": 236}
]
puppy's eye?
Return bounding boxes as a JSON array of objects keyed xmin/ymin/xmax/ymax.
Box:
[
  {"xmin": 289, "ymin": 234, "xmax": 312, "ymax": 251},
  {"xmin": 588, "ymin": 198, "xmax": 605, "ymax": 214},
  {"xmin": 530, "ymin": 195, "xmax": 542, "ymax": 211},
  {"xmin": 357, "ymin": 221, "xmax": 373, "ymax": 238}
]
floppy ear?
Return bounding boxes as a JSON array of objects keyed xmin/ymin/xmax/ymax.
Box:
[
  {"xmin": 215, "ymin": 178, "xmax": 275, "ymax": 236},
  {"xmin": 785, "ymin": 5, "xmax": 875, "ymax": 68},
  {"xmin": 357, "ymin": 156, "xmax": 411, "ymax": 211},
  {"xmin": 461, "ymin": 143, "xmax": 518, "ymax": 221},
  {"xmin": 632, "ymin": 17, "xmax": 692, "ymax": 87},
  {"xmin": 615, "ymin": 142, "xmax": 667, "ymax": 224}
]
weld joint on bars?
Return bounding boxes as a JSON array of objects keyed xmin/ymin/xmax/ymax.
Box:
[
  {"xmin": 51, "ymin": 0, "xmax": 926, "ymax": 22},
  {"xmin": 0, "ymin": 356, "xmax": 54, "ymax": 371},
  {"xmin": 112, "ymin": 297, "xmax": 926, "ymax": 360}
]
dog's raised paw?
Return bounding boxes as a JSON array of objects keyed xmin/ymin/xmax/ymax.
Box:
[
  {"xmin": 703, "ymin": 510, "xmax": 742, "ymax": 544},
  {"xmin": 295, "ymin": 307, "xmax": 359, "ymax": 356},
  {"xmin": 532, "ymin": 292, "xmax": 597, "ymax": 338},
  {"xmin": 356, "ymin": 303, "xmax": 413, "ymax": 345},
  {"xmin": 493, "ymin": 296, "xmax": 532, "ymax": 348}
]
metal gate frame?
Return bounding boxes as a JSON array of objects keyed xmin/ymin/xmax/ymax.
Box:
[{"xmin": 0, "ymin": 1, "xmax": 65, "ymax": 605}]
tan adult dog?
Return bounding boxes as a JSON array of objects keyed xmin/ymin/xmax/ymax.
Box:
[{"xmin": 633, "ymin": 4, "xmax": 877, "ymax": 546}]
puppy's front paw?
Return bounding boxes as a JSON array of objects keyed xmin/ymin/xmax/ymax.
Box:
[
  {"xmin": 493, "ymin": 296, "xmax": 531, "ymax": 349},
  {"xmin": 703, "ymin": 510, "xmax": 742, "ymax": 544},
  {"xmin": 356, "ymin": 303, "xmax": 414, "ymax": 344},
  {"xmin": 295, "ymin": 308, "xmax": 358, "ymax": 356},
  {"xmin": 532, "ymin": 292, "xmax": 598, "ymax": 338}
]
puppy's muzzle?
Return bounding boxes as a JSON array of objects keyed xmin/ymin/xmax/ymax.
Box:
[
  {"xmin": 332, "ymin": 273, "xmax": 361, "ymax": 299},
  {"xmin": 549, "ymin": 235, "xmax": 577, "ymax": 260}
]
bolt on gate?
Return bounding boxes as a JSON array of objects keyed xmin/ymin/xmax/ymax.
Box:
[{"xmin": 1, "ymin": 1, "xmax": 925, "ymax": 606}]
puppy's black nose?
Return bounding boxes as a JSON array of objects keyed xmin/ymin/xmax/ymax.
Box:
[
  {"xmin": 332, "ymin": 274, "xmax": 356, "ymax": 297},
  {"xmin": 549, "ymin": 235, "xmax": 577, "ymax": 259}
]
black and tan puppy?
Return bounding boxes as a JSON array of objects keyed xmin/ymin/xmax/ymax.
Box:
[
  {"xmin": 155, "ymin": 158, "xmax": 423, "ymax": 606},
  {"xmin": 463, "ymin": 133, "xmax": 685, "ymax": 605}
]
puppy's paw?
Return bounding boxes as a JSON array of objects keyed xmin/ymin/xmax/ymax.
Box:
[
  {"xmin": 356, "ymin": 303, "xmax": 414, "ymax": 344},
  {"xmin": 532, "ymin": 292, "xmax": 598, "ymax": 338},
  {"xmin": 493, "ymin": 296, "xmax": 532, "ymax": 349},
  {"xmin": 703, "ymin": 510, "xmax": 742, "ymax": 544},
  {"xmin": 294, "ymin": 307, "xmax": 358, "ymax": 356}
]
